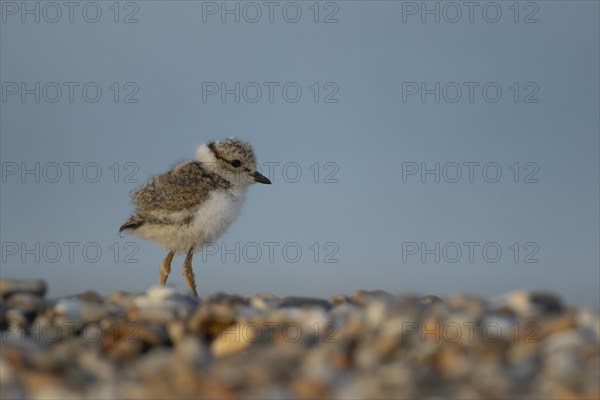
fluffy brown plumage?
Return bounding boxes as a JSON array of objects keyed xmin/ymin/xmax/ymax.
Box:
[{"xmin": 118, "ymin": 137, "xmax": 271, "ymax": 297}]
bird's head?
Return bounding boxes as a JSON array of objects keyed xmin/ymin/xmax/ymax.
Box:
[{"xmin": 196, "ymin": 137, "xmax": 271, "ymax": 185}]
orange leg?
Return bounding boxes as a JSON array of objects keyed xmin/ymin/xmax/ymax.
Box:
[
  {"xmin": 159, "ymin": 251, "xmax": 174, "ymax": 285},
  {"xmin": 182, "ymin": 248, "xmax": 199, "ymax": 297}
]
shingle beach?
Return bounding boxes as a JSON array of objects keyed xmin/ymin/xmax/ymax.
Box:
[{"xmin": 1, "ymin": 279, "xmax": 599, "ymax": 399}]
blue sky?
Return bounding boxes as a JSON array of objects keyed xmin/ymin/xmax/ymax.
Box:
[{"xmin": 1, "ymin": 1, "xmax": 598, "ymax": 306}]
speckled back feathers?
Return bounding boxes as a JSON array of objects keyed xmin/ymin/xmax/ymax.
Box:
[{"xmin": 119, "ymin": 138, "xmax": 261, "ymax": 237}]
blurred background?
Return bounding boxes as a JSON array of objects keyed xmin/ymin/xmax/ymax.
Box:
[{"xmin": 1, "ymin": 1, "xmax": 598, "ymax": 306}]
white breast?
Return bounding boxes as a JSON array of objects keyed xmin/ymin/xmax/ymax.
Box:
[
  {"xmin": 193, "ymin": 187, "xmax": 246, "ymax": 243},
  {"xmin": 133, "ymin": 187, "xmax": 247, "ymax": 252}
]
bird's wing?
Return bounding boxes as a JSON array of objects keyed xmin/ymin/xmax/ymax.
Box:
[{"xmin": 130, "ymin": 161, "xmax": 230, "ymax": 213}]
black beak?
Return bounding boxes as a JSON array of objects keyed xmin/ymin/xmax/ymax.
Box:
[{"xmin": 252, "ymin": 171, "xmax": 271, "ymax": 184}]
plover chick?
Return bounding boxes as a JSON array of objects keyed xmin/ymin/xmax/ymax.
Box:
[{"xmin": 119, "ymin": 137, "xmax": 271, "ymax": 297}]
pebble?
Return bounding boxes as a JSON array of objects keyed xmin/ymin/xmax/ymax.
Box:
[
  {"xmin": 250, "ymin": 293, "xmax": 281, "ymax": 310},
  {"xmin": 351, "ymin": 289, "xmax": 396, "ymax": 306},
  {"xmin": 279, "ymin": 296, "xmax": 332, "ymax": 310},
  {"xmin": 175, "ymin": 336, "xmax": 211, "ymax": 368},
  {"xmin": 0, "ymin": 277, "xmax": 597, "ymax": 399},
  {"xmin": 420, "ymin": 294, "xmax": 444, "ymax": 305},
  {"xmin": 448, "ymin": 292, "xmax": 487, "ymax": 318},
  {"xmin": 202, "ymin": 291, "xmax": 248, "ymax": 307},
  {"xmin": 128, "ymin": 286, "xmax": 197, "ymax": 324},
  {"xmin": 493, "ymin": 290, "xmax": 565, "ymax": 317},
  {"xmin": 210, "ymin": 321, "xmax": 253, "ymax": 358},
  {"xmin": 5, "ymin": 292, "xmax": 46, "ymax": 314},
  {"xmin": 54, "ymin": 298, "xmax": 86, "ymax": 323},
  {"xmin": 530, "ymin": 292, "xmax": 564, "ymax": 314},
  {"xmin": 80, "ymin": 302, "xmax": 123, "ymax": 324},
  {"xmin": 0, "ymin": 278, "xmax": 47, "ymax": 298}
]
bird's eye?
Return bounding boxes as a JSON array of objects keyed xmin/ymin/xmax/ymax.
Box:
[{"xmin": 230, "ymin": 160, "xmax": 241, "ymax": 168}]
